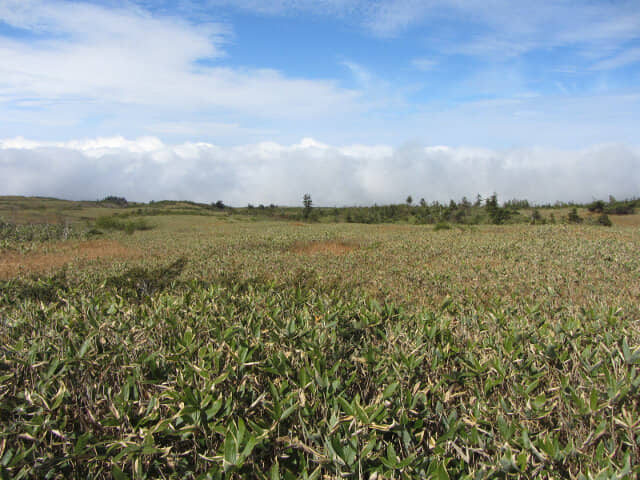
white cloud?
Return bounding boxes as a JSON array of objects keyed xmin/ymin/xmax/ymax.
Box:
[
  {"xmin": 0, "ymin": 0, "xmax": 359, "ymax": 119},
  {"xmin": 2, "ymin": 136, "xmax": 638, "ymax": 206}
]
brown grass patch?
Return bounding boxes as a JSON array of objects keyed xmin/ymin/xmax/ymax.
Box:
[
  {"xmin": 610, "ymin": 214, "xmax": 640, "ymax": 227},
  {"xmin": 377, "ymin": 225, "xmax": 412, "ymax": 231},
  {"xmin": 0, "ymin": 240, "xmax": 142, "ymax": 279},
  {"xmin": 583, "ymin": 212, "xmax": 640, "ymax": 227},
  {"xmin": 290, "ymin": 240, "xmax": 358, "ymax": 255}
]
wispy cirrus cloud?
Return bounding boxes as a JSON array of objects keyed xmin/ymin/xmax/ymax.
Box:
[
  {"xmin": 591, "ymin": 47, "xmax": 640, "ymax": 71},
  {"xmin": 211, "ymin": 0, "xmax": 640, "ymax": 69}
]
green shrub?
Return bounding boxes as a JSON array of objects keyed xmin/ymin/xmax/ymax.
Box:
[
  {"xmin": 94, "ymin": 215, "xmax": 152, "ymax": 234},
  {"xmin": 597, "ymin": 213, "xmax": 613, "ymax": 227},
  {"xmin": 567, "ymin": 208, "xmax": 583, "ymax": 224},
  {"xmin": 588, "ymin": 200, "xmax": 605, "ymax": 213},
  {"xmin": 94, "ymin": 215, "xmax": 125, "ymax": 230},
  {"xmin": 530, "ymin": 209, "xmax": 544, "ymax": 225},
  {"xmin": 434, "ymin": 221, "xmax": 451, "ymax": 231}
]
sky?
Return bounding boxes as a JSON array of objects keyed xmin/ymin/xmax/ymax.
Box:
[{"xmin": 1, "ymin": 0, "xmax": 639, "ymax": 205}]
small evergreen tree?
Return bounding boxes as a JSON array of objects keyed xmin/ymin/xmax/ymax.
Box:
[
  {"xmin": 303, "ymin": 194, "xmax": 313, "ymax": 219},
  {"xmin": 486, "ymin": 194, "xmax": 510, "ymax": 224}
]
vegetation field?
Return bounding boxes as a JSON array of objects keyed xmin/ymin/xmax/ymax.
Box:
[{"xmin": 1, "ymin": 197, "xmax": 639, "ymax": 479}]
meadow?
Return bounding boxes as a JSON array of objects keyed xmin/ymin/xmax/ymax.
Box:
[{"xmin": 1, "ymin": 197, "xmax": 639, "ymax": 479}]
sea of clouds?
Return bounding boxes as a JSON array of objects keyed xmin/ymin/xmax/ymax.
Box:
[{"xmin": 1, "ymin": 137, "xmax": 638, "ymax": 206}]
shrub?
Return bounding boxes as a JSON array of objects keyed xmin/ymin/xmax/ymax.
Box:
[
  {"xmin": 567, "ymin": 208, "xmax": 583, "ymax": 224},
  {"xmin": 100, "ymin": 196, "xmax": 128, "ymax": 207},
  {"xmin": 530, "ymin": 209, "xmax": 544, "ymax": 225},
  {"xmin": 434, "ymin": 221, "xmax": 451, "ymax": 231},
  {"xmin": 94, "ymin": 215, "xmax": 152, "ymax": 234},
  {"xmin": 597, "ymin": 213, "xmax": 613, "ymax": 227},
  {"xmin": 607, "ymin": 203, "xmax": 635, "ymax": 215},
  {"xmin": 94, "ymin": 215, "xmax": 124, "ymax": 230},
  {"xmin": 588, "ymin": 200, "xmax": 605, "ymax": 213}
]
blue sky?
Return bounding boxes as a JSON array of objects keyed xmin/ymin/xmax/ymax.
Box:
[{"xmin": 1, "ymin": 0, "xmax": 639, "ymax": 203}]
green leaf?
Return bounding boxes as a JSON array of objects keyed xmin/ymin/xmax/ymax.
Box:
[
  {"xmin": 428, "ymin": 460, "xmax": 450, "ymax": 480},
  {"xmin": 280, "ymin": 402, "xmax": 299, "ymax": 422},
  {"xmin": 590, "ymin": 389, "xmax": 599, "ymax": 411},
  {"xmin": 361, "ymin": 438, "xmax": 376, "ymax": 458},
  {"xmin": 112, "ymin": 466, "xmax": 130, "ymax": 480},
  {"xmin": 74, "ymin": 432, "xmax": 92, "ymax": 455},
  {"xmin": 336, "ymin": 396, "xmax": 354, "ymax": 416},
  {"xmin": 78, "ymin": 336, "xmax": 93, "ymax": 359},
  {"xmin": 237, "ymin": 418, "xmax": 245, "ymax": 446},
  {"xmin": 382, "ymin": 382, "xmax": 399, "ymax": 400},
  {"xmin": 622, "ymin": 337, "xmax": 631, "ymax": 363},
  {"xmin": 525, "ymin": 378, "xmax": 539, "ymax": 395},
  {"xmin": 223, "ymin": 435, "xmax": 237, "ymax": 471},
  {"xmin": 269, "ymin": 461, "xmax": 279, "ymax": 480},
  {"xmin": 240, "ymin": 436, "xmax": 257, "ymax": 463}
]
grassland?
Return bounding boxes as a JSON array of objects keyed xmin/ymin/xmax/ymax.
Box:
[{"xmin": 1, "ymin": 197, "xmax": 639, "ymax": 479}]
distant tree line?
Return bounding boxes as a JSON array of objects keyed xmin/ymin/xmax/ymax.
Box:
[
  {"xmin": 99, "ymin": 196, "xmax": 128, "ymax": 207},
  {"xmin": 587, "ymin": 197, "xmax": 637, "ymax": 215},
  {"xmin": 98, "ymin": 193, "xmax": 637, "ymax": 227}
]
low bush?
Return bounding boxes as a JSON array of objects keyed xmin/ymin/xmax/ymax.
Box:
[
  {"xmin": 597, "ymin": 213, "xmax": 613, "ymax": 226},
  {"xmin": 567, "ymin": 208, "xmax": 583, "ymax": 224},
  {"xmin": 94, "ymin": 215, "xmax": 153, "ymax": 234}
]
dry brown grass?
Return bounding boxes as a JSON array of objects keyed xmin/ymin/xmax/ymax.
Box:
[
  {"xmin": 560, "ymin": 210, "xmax": 640, "ymax": 227},
  {"xmin": 0, "ymin": 240, "xmax": 142, "ymax": 279},
  {"xmin": 290, "ymin": 240, "xmax": 358, "ymax": 255},
  {"xmin": 609, "ymin": 213, "xmax": 640, "ymax": 227},
  {"xmin": 376, "ymin": 225, "xmax": 413, "ymax": 231}
]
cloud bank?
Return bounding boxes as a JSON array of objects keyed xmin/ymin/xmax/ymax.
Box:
[{"xmin": 1, "ymin": 137, "xmax": 638, "ymax": 206}]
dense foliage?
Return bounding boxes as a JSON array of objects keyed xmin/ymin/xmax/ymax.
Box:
[
  {"xmin": 2, "ymin": 268, "xmax": 639, "ymax": 479},
  {"xmin": 0, "ymin": 220, "xmax": 84, "ymax": 243},
  {"xmin": 1, "ymin": 198, "xmax": 639, "ymax": 479}
]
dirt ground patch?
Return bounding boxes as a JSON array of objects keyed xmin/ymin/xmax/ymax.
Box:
[
  {"xmin": 0, "ymin": 240, "xmax": 142, "ymax": 279},
  {"xmin": 290, "ymin": 240, "xmax": 358, "ymax": 255}
]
